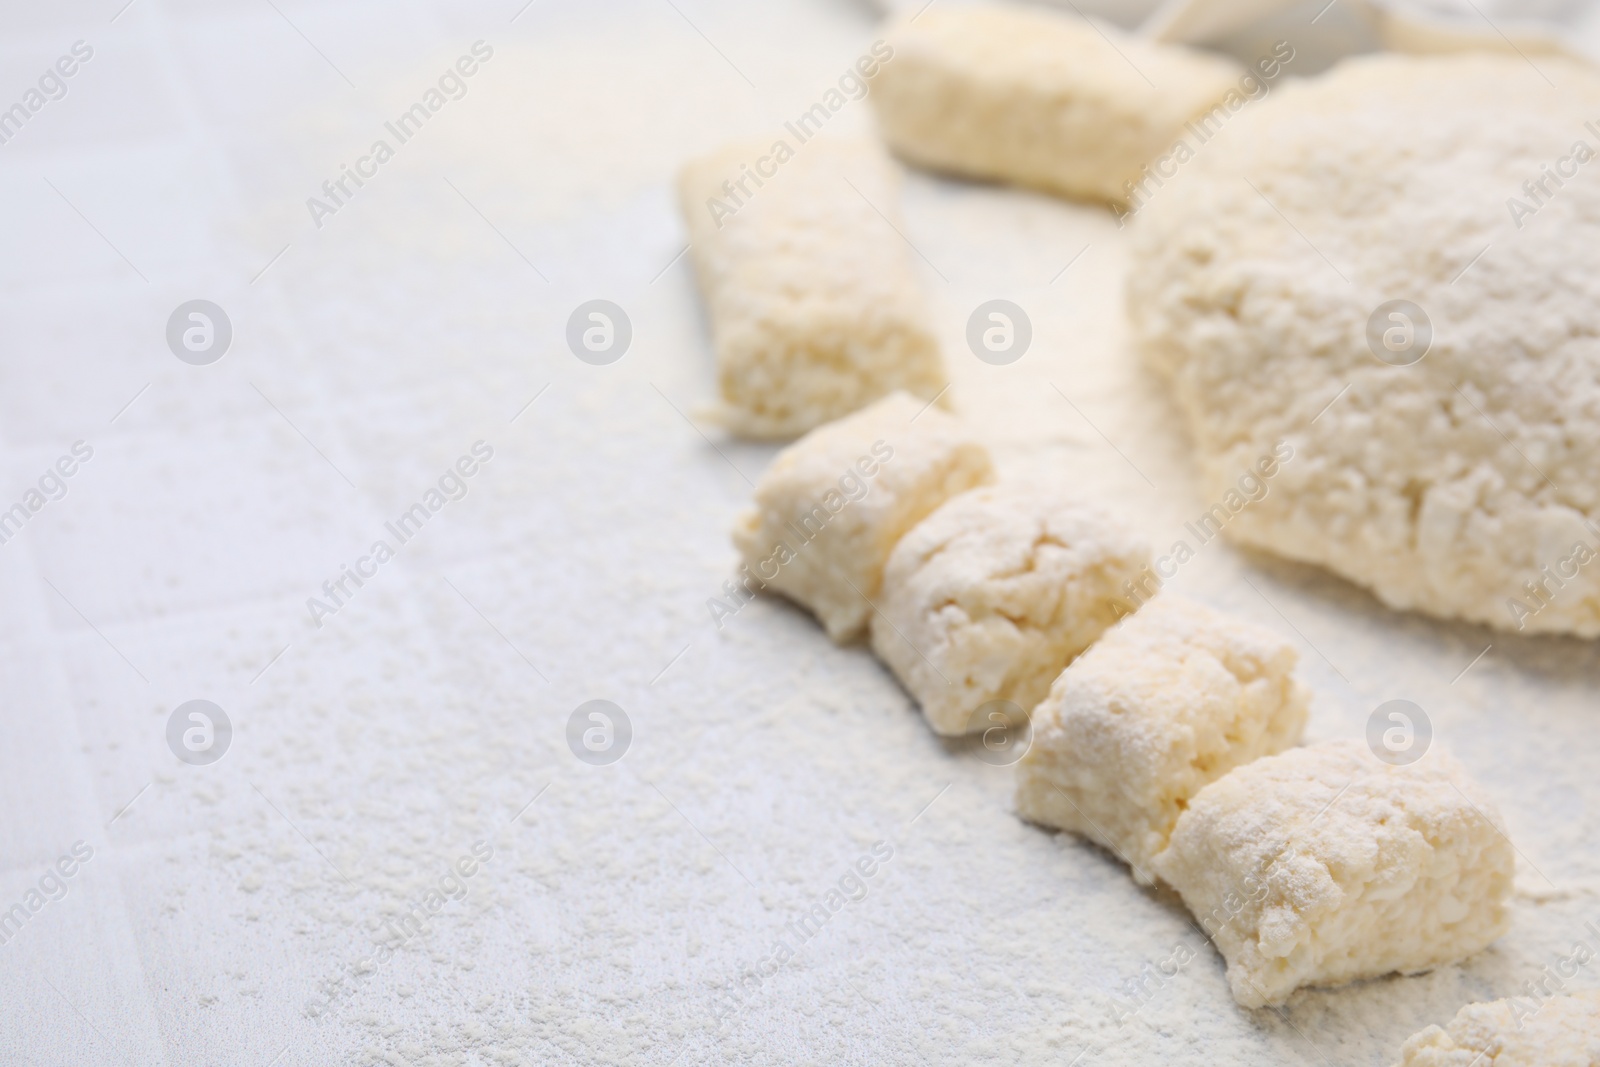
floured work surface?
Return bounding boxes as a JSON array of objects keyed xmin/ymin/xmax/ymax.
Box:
[{"xmin": 0, "ymin": 1, "xmax": 1596, "ymax": 1065}]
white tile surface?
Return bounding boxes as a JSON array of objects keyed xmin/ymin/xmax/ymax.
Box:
[{"xmin": 2, "ymin": 1, "xmax": 1599, "ymax": 1065}]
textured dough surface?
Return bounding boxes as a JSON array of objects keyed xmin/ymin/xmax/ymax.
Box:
[
  {"xmin": 1154, "ymin": 739, "xmax": 1515, "ymax": 1008},
  {"xmin": 1128, "ymin": 54, "xmax": 1600, "ymax": 636},
  {"xmin": 870, "ymin": 3, "xmax": 1243, "ymax": 204},
  {"xmin": 732, "ymin": 391, "xmax": 995, "ymax": 643},
  {"xmin": 1395, "ymin": 990, "xmax": 1600, "ymax": 1066},
  {"xmin": 678, "ymin": 137, "xmax": 946, "ymax": 439},
  {"xmin": 1014, "ymin": 594, "xmax": 1308, "ymax": 882},
  {"xmin": 871, "ymin": 482, "xmax": 1151, "ymax": 736}
]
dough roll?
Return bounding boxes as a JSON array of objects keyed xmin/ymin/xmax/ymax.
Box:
[{"xmin": 678, "ymin": 137, "xmax": 946, "ymax": 440}]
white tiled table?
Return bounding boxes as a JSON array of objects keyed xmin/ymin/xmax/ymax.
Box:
[{"xmin": 2, "ymin": 1, "xmax": 1598, "ymax": 1064}]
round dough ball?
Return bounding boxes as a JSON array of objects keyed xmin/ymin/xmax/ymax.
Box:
[{"xmin": 1129, "ymin": 53, "xmax": 1600, "ymax": 636}]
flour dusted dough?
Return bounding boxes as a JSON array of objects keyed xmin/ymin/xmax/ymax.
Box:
[
  {"xmin": 678, "ymin": 138, "xmax": 946, "ymax": 440},
  {"xmin": 1395, "ymin": 990, "xmax": 1600, "ymax": 1066},
  {"xmin": 1014, "ymin": 595, "xmax": 1308, "ymax": 882},
  {"xmin": 1129, "ymin": 54, "xmax": 1600, "ymax": 636},
  {"xmin": 870, "ymin": 483, "xmax": 1150, "ymax": 737},
  {"xmin": 870, "ymin": 3, "xmax": 1243, "ymax": 205},
  {"xmin": 733, "ymin": 392, "xmax": 995, "ymax": 643},
  {"xmin": 1154, "ymin": 739, "xmax": 1514, "ymax": 1008}
]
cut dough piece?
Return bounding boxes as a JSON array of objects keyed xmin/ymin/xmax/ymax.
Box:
[
  {"xmin": 1395, "ymin": 991, "xmax": 1600, "ymax": 1067},
  {"xmin": 1128, "ymin": 54, "xmax": 1600, "ymax": 635},
  {"xmin": 871, "ymin": 482, "xmax": 1152, "ymax": 737},
  {"xmin": 732, "ymin": 392, "xmax": 995, "ymax": 643},
  {"xmin": 1154, "ymin": 739, "xmax": 1514, "ymax": 1008},
  {"xmin": 1014, "ymin": 595, "xmax": 1308, "ymax": 882},
  {"xmin": 678, "ymin": 137, "xmax": 946, "ymax": 440},
  {"xmin": 869, "ymin": 3, "xmax": 1244, "ymax": 204}
]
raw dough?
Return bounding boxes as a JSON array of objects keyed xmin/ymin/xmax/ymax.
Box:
[
  {"xmin": 1129, "ymin": 53, "xmax": 1600, "ymax": 636},
  {"xmin": 678, "ymin": 137, "xmax": 946, "ymax": 439},
  {"xmin": 1014, "ymin": 594, "xmax": 1308, "ymax": 882},
  {"xmin": 869, "ymin": 2, "xmax": 1244, "ymax": 205},
  {"xmin": 871, "ymin": 482, "xmax": 1151, "ymax": 736},
  {"xmin": 732, "ymin": 391, "xmax": 995, "ymax": 643},
  {"xmin": 1395, "ymin": 990, "xmax": 1600, "ymax": 1066},
  {"xmin": 1154, "ymin": 739, "xmax": 1515, "ymax": 1008}
]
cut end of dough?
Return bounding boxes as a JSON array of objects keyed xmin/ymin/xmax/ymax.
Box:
[
  {"xmin": 871, "ymin": 481, "xmax": 1152, "ymax": 736},
  {"xmin": 678, "ymin": 137, "xmax": 947, "ymax": 439},
  {"xmin": 1154, "ymin": 738, "xmax": 1514, "ymax": 1008},
  {"xmin": 732, "ymin": 391, "xmax": 995, "ymax": 643},
  {"xmin": 1015, "ymin": 594, "xmax": 1309, "ymax": 883}
]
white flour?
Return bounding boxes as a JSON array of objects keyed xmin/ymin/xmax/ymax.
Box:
[{"xmin": 2, "ymin": 1, "xmax": 1597, "ymax": 1065}]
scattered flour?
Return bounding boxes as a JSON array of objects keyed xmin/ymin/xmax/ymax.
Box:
[{"xmin": 13, "ymin": 3, "xmax": 1598, "ymax": 1066}]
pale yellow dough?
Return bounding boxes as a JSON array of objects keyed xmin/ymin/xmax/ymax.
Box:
[
  {"xmin": 869, "ymin": 2, "xmax": 1243, "ymax": 204},
  {"xmin": 1154, "ymin": 739, "xmax": 1515, "ymax": 1008},
  {"xmin": 871, "ymin": 482, "xmax": 1151, "ymax": 737},
  {"xmin": 1394, "ymin": 990, "xmax": 1600, "ymax": 1067},
  {"xmin": 678, "ymin": 138, "xmax": 946, "ymax": 439},
  {"xmin": 1014, "ymin": 594, "xmax": 1308, "ymax": 883},
  {"xmin": 732, "ymin": 392, "xmax": 995, "ymax": 643},
  {"xmin": 1129, "ymin": 54, "xmax": 1600, "ymax": 635}
]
